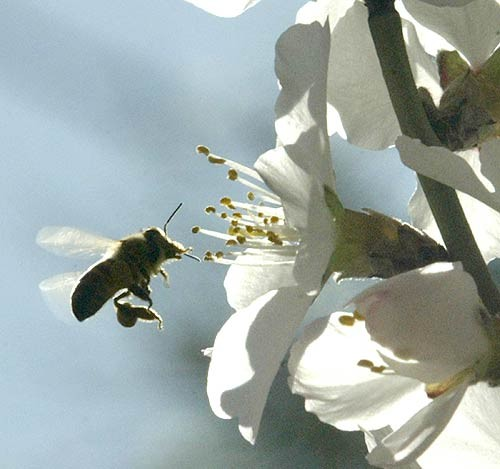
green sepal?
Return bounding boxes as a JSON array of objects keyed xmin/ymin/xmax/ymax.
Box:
[
  {"xmin": 324, "ymin": 191, "xmax": 449, "ymax": 280},
  {"xmin": 437, "ymin": 50, "xmax": 469, "ymax": 90}
]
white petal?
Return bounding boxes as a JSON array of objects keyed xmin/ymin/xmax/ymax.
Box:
[
  {"xmin": 402, "ymin": 0, "xmax": 500, "ymax": 69},
  {"xmin": 398, "ymin": 137, "xmax": 500, "ymax": 215},
  {"xmin": 417, "ymin": 382, "xmax": 500, "ymax": 468},
  {"xmin": 367, "ymin": 379, "xmax": 469, "ymax": 466},
  {"xmin": 351, "ymin": 262, "xmax": 490, "ymax": 383},
  {"xmin": 273, "ymin": 21, "xmax": 335, "ymax": 188},
  {"xmin": 403, "ymin": 138, "xmax": 500, "ymax": 262},
  {"xmin": 183, "ymin": 0, "xmax": 261, "ymax": 17},
  {"xmin": 328, "ymin": 3, "xmax": 439, "ymax": 149},
  {"xmin": 256, "ymin": 145, "xmax": 335, "ymax": 294},
  {"xmin": 207, "ymin": 287, "xmax": 314, "ymax": 443},
  {"xmin": 288, "ymin": 313, "xmax": 428, "ymax": 431},
  {"xmin": 224, "ymin": 260, "xmax": 296, "ymax": 310}
]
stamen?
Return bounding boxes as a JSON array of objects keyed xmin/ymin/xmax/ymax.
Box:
[
  {"xmin": 354, "ymin": 310, "xmax": 365, "ymax": 321},
  {"xmin": 208, "ymin": 155, "xmax": 226, "ymax": 164},
  {"xmin": 193, "ymin": 227, "xmax": 237, "ymax": 242},
  {"xmin": 247, "ymin": 192, "xmax": 255, "ymax": 201},
  {"xmin": 196, "ymin": 145, "xmax": 210, "ymax": 156},
  {"xmin": 205, "ymin": 206, "xmax": 216, "ymax": 214},
  {"xmin": 357, "ymin": 359, "xmax": 374, "ymax": 368},
  {"xmin": 227, "ymin": 169, "xmax": 238, "ymax": 181},
  {"xmin": 196, "ymin": 145, "xmax": 264, "ymax": 182},
  {"xmin": 339, "ymin": 315, "xmax": 355, "ymax": 326}
]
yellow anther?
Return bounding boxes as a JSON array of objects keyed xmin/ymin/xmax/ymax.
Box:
[
  {"xmin": 215, "ymin": 251, "xmax": 224, "ymax": 258},
  {"xmin": 232, "ymin": 212, "xmax": 242, "ymax": 219},
  {"xmin": 263, "ymin": 218, "xmax": 269, "ymax": 225},
  {"xmin": 191, "ymin": 226, "xmax": 200, "ymax": 234},
  {"xmin": 267, "ymin": 232, "xmax": 283, "ymax": 245},
  {"xmin": 205, "ymin": 206, "xmax": 216, "ymax": 214},
  {"xmin": 221, "ymin": 213, "xmax": 228, "ymax": 219},
  {"xmin": 338, "ymin": 315, "xmax": 355, "ymax": 326},
  {"xmin": 257, "ymin": 212, "xmax": 264, "ymax": 218},
  {"xmin": 225, "ymin": 239, "xmax": 237, "ymax": 246},
  {"xmin": 227, "ymin": 169, "xmax": 238, "ymax": 180},
  {"xmin": 270, "ymin": 216, "xmax": 280, "ymax": 224},
  {"xmin": 204, "ymin": 251, "xmax": 214, "ymax": 261},
  {"xmin": 247, "ymin": 192, "xmax": 255, "ymax": 201},
  {"xmin": 208, "ymin": 155, "xmax": 226, "ymax": 164},
  {"xmin": 236, "ymin": 235, "xmax": 246, "ymax": 244},
  {"xmin": 228, "ymin": 226, "xmax": 241, "ymax": 235},
  {"xmin": 357, "ymin": 359, "xmax": 374, "ymax": 369},
  {"xmin": 220, "ymin": 197, "xmax": 232, "ymax": 206},
  {"xmin": 370, "ymin": 365, "xmax": 386, "ymax": 374},
  {"xmin": 196, "ymin": 145, "xmax": 210, "ymax": 155},
  {"xmin": 230, "ymin": 219, "xmax": 239, "ymax": 227},
  {"xmin": 354, "ymin": 310, "xmax": 365, "ymax": 321}
]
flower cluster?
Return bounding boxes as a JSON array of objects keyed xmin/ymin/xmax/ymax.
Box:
[{"xmin": 187, "ymin": 0, "xmax": 500, "ymax": 466}]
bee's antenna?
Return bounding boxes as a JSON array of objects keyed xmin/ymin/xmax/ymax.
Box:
[
  {"xmin": 184, "ymin": 252, "xmax": 201, "ymax": 262},
  {"xmin": 164, "ymin": 203, "xmax": 183, "ymax": 232}
]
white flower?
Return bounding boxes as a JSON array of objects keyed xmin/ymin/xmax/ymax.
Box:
[
  {"xmin": 398, "ymin": 136, "xmax": 500, "ymax": 263},
  {"xmin": 295, "ymin": 0, "xmax": 500, "ymax": 149},
  {"xmin": 288, "ymin": 261, "xmax": 498, "ymax": 466},
  {"xmin": 198, "ymin": 22, "xmax": 336, "ymax": 443},
  {"xmin": 183, "ymin": 0, "xmax": 478, "ymax": 18},
  {"xmin": 296, "ymin": 0, "xmax": 500, "ymax": 262},
  {"xmin": 183, "ymin": 0, "xmax": 262, "ymax": 17}
]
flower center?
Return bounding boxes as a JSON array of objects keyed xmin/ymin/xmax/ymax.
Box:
[{"xmin": 191, "ymin": 146, "xmax": 300, "ymax": 265}]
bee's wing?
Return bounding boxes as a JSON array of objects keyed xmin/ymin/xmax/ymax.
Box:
[
  {"xmin": 39, "ymin": 272, "xmax": 82, "ymax": 324},
  {"xmin": 36, "ymin": 226, "xmax": 119, "ymax": 258}
]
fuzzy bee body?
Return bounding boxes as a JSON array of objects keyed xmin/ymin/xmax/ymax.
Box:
[{"xmin": 37, "ymin": 222, "xmax": 190, "ymax": 327}]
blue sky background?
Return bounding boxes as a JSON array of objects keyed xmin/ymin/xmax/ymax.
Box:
[{"xmin": 2, "ymin": 1, "xmax": 418, "ymax": 467}]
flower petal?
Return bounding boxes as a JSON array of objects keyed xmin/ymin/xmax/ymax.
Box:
[
  {"xmin": 207, "ymin": 287, "xmax": 314, "ymax": 443},
  {"xmin": 273, "ymin": 20, "xmax": 335, "ymax": 188},
  {"xmin": 327, "ymin": 2, "xmax": 439, "ymax": 149},
  {"xmin": 367, "ymin": 379, "xmax": 469, "ymax": 467},
  {"xmin": 401, "ymin": 137, "xmax": 500, "ymax": 262},
  {"xmin": 417, "ymin": 382, "xmax": 500, "ymax": 468},
  {"xmin": 288, "ymin": 313, "xmax": 428, "ymax": 432},
  {"xmin": 183, "ymin": 0, "xmax": 261, "ymax": 17},
  {"xmin": 351, "ymin": 262, "xmax": 490, "ymax": 383},
  {"xmin": 398, "ymin": 136, "xmax": 500, "ymax": 214},
  {"xmin": 224, "ymin": 260, "xmax": 296, "ymax": 311},
  {"xmin": 402, "ymin": 0, "xmax": 500, "ymax": 69}
]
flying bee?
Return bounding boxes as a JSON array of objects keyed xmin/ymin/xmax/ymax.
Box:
[{"xmin": 37, "ymin": 203, "xmax": 198, "ymax": 328}]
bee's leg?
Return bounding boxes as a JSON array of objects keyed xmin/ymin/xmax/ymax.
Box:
[
  {"xmin": 113, "ymin": 290, "xmax": 130, "ymax": 304},
  {"xmin": 159, "ymin": 268, "xmax": 169, "ymax": 287},
  {"xmin": 129, "ymin": 283, "xmax": 153, "ymax": 309}
]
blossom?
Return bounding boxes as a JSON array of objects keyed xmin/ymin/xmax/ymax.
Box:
[
  {"xmin": 197, "ymin": 21, "xmax": 336, "ymax": 443},
  {"xmin": 296, "ymin": 0, "xmax": 500, "ymax": 262},
  {"xmin": 183, "ymin": 0, "xmax": 478, "ymax": 18},
  {"xmin": 288, "ymin": 262, "xmax": 500, "ymax": 466},
  {"xmin": 295, "ymin": 0, "xmax": 500, "ymax": 147},
  {"xmin": 398, "ymin": 136, "xmax": 500, "ymax": 263},
  {"xmin": 183, "ymin": 0, "xmax": 262, "ymax": 17}
]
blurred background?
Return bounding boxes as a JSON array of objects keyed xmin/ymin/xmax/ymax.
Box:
[{"xmin": 2, "ymin": 1, "xmax": 417, "ymax": 467}]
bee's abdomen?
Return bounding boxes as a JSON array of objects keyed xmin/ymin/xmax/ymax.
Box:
[{"xmin": 71, "ymin": 258, "xmax": 134, "ymax": 321}]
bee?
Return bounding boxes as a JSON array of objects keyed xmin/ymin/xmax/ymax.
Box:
[{"xmin": 37, "ymin": 203, "xmax": 197, "ymax": 328}]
